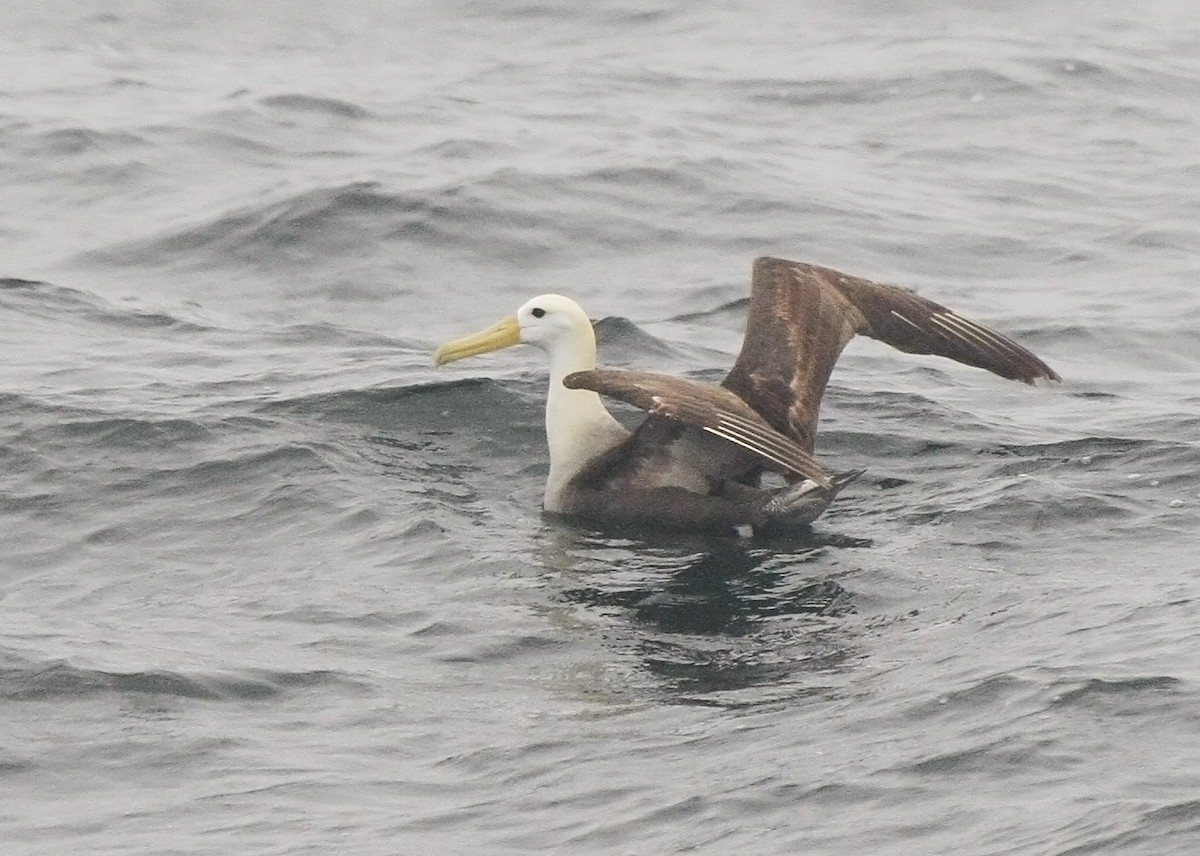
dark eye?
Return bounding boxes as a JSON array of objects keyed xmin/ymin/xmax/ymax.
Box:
[{"xmin": 531, "ymin": 307, "xmax": 545, "ymax": 318}]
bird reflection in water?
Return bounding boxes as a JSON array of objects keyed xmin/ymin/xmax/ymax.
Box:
[{"xmin": 535, "ymin": 521, "xmax": 872, "ymax": 703}]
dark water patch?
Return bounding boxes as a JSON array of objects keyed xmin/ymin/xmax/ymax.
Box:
[
  {"xmin": 362, "ymin": 432, "xmax": 442, "ymax": 457},
  {"xmin": 1036, "ymin": 52, "xmax": 1200, "ymax": 99},
  {"xmin": 576, "ymin": 163, "xmax": 714, "ymax": 197},
  {"xmin": 901, "ymin": 735, "xmax": 1050, "ymax": 778},
  {"xmin": 824, "ymin": 385, "xmax": 967, "ymax": 418},
  {"xmin": 0, "ymin": 751, "xmax": 32, "ymax": 775},
  {"xmin": 905, "ymin": 672, "xmax": 1038, "ymax": 721},
  {"xmin": 2, "ymin": 122, "xmax": 154, "ymax": 199},
  {"xmin": 0, "ymin": 395, "xmax": 131, "ymax": 437},
  {"xmin": 0, "ymin": 659, "xmax": 357, "ymax": 702},
  {"xmin": 81, "ymin": 11, "xmax": 122, "ymax": 24},
  {"xmin": 736, "ymin": 76, "xmax": 904, "ymax": 108},
  {"xmin": 437, "ymin": 633, "xmax": 565, "ymax": 665},
  {"xmin": 408, "ymin": 618, "xmax": 470, "ymax": 639},
  {"xmin": 97, "ymin": 443, "xmax": 337, "ymax": 508},
  {"xmin": 1040, "ymin": 321, "xmax": 1200, "ymax": 374},
  {"xmin": 30, "ymin": 126, "xmax": 148, "ymax": 157},
  {"xmin": 1065, "ymin": 389, "xmax": 1120, "ymax": 401},
  {"xmin": 995, "ymin": 436, "xmax": 1200, "ymax": 485},
  {"xmin": 558, "ymin": 537, "xmax": 857, "ymax": 636},
  {"xmin": 638, "ymin": 625, "xmax": 857, "ymax": 708},
  {"xmin": 594, "ymin": 315, "xmax": 687, "ymax": 364},
  {"xmin": 89, "ymin": 179, "xmax": 445, "ymax": 271},
  {"xmin": 1111, "ymin": 413, "xmax": 1200, "ymax": 448},
  {"xmin": 106, "ymin": 75, "xmax": 150, "ymax": 89},
  {"xmin": 0, "ymin": 120, "xmax": 144, "ymax": 158},
  {"xmin": 1113, "ymin": 223, "xmax": 1200, "ymax": 255},
  {"xmin": 466, "ymin": 165, "xmax": 699, "ymax": 251},
  {"xmin": 817, "ymin": 426, "xmax": 973, "ymax": 461},
  {"xmin": 249, "ymin": 378, "xmax": 546, "ymax": 512},
  {"xmin": 429, "ymin": 738, "xmax": 579, "ymax": 792},
  {"xmin": 474, "ymin": 0, "xmax": 675, "ymax": 26},
  {"xmin": 996, "ymin": 436, "xmax": 1144, "ymax": 461},
  {"xmin": 0, "ymin": 488, "xmax": 64, "ymax": 521},
  {"xmin": 76, "ymin": 163, "xmax": 728, "ymax": 277},
  {"xmin": 77, "ymin": 181, "xmax": 404, "ymax": 270},
  {"xmin": 1050, "ymin": 675, "xmax": 1184, "ymax": 717},
  {"xmin": 596, "ymin": 317, "xmax": 740, "ymax": 375},
  {"xmin": 785, "ymin": 427, "xmax": 1158, "ymax": 532},
  {"xmin": 0, "ymin": 276, "xmax": 67, "ymax": 297},
  {"xmin": 639, "ymin": 638, "xmax": 794, "ymax": 695},
  {"xmin": 261, "ymin": 320, "xmax": 403, "ymax": 349},
  {"xmin": 735, "ymin": 65, "xmax": 1035, "ymax": 111},
  {"xmin": 260, "ymin": 93, "xmax": 374, "ymax": 120},
  {"xmin": 258, "ymin": 377, "xmax": 533, "ymax": 432},
  {"xmin": 1058, "ymin": 798, "xmax": 1200, "ymax": 856},
  {"xmin": 158, "ymin": 118, "xmax": 282, "ymax": 160},
  {"xmin": 906, "ymin": 477, "xmax": 1140, "ymax": 530},
  {"xmin": 1045, "ymin": 57, "xmax": 1115, "ymax": 80},
  {"xmin": 738, "ymin": 577, "xmax": 856, "ymax": 618},
  {"xmin": 14, "ymin": 415, "xmax": 211, "ymax": 450},
  {"xmin": 669, "ymin": 296, "xmax": 749, "ymax": 329},
  {"xmin": 0, "ymin": 276, "xmax": 208, "ymax": 333},
  {"xmin": 515, "ymin": 156, "xmax": 786, "ymax": 251},
  {"xmin": 260, "ymin": 606, "xmax": 432, "ymax": 629},
  {"xmin": 411, "ymin": 137, "xmax": 523, "ymax": 161}
]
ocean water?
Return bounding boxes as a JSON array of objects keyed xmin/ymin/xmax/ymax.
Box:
[{"xmin": 3, "ymin": 1, "xmax": 1200, "ymax": 853}]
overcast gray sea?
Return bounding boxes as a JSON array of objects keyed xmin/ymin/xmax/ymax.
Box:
[{"xmin": 3, "ymin": 2, "xmax": 1200, "ymax": 854}]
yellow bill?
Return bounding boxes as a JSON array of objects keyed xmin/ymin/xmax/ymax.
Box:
[{"xmin": 433, "ymin": 315, "xmax": 521, "ymax": 365}]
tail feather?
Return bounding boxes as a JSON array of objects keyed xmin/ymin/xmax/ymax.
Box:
[{"xmin": 755, "ymin": 468, "xmax": 865, "ymax": 535}]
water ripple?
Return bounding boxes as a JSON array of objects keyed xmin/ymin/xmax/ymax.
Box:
[{"xmin": 0, "ymin": 658, "xmax": 358, "ymax": 702}]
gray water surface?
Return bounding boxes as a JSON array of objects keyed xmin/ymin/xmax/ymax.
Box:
[{"xmin": 3, "ymin": 2, "xmax": 1200, "ymax": 854}]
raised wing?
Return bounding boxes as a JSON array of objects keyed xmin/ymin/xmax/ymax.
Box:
[
  {"xmin": 563, "ymin": 368, "xmax": 831, "ymax": 488},
  {"xmin": 722, "ymin": 257, "xmax": 1061, "ymax": 451}
]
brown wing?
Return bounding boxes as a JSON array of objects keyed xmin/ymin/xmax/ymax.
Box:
[
  {"xmin": 563, "ymin": 368, "xmax": 831, "ymax": 488},
  {"xmin": 722, "ymin": 257, "xmax": 1062, "ymax": 452}
]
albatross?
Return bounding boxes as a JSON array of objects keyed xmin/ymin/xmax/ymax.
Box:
[{"xmin": 433, "ymin": 257, "xmax": 1059, "ymax": 534}]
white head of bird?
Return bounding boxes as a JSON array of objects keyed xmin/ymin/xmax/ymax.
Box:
[{"xmin": 434, "ymin": 294, "xmax": 597, "ymax": 375}]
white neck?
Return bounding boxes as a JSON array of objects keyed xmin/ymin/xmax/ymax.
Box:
[{"xmin": 541, "ymin": 328, "xmax": 628, "ymax": 510}]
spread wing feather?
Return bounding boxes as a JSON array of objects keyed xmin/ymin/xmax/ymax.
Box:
[
  {"xmin": 722, "ymin": 257, "xmax": 1061, "ymax": 451},
  {"xmin": 563, "ymin": 368, "xmax": 831, "ymax": 488}
]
